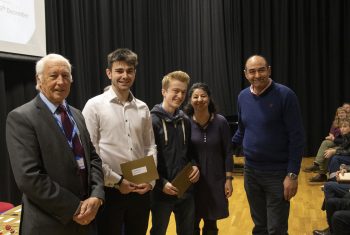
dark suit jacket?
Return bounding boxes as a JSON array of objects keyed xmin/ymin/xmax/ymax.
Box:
[{"xmin": 6, "ymin": 95, "xmax": 105, "ymax": 235}]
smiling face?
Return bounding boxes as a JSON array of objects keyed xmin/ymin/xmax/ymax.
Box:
[
  {"xmin": 37, "ymin": 60, "xmax": 72, "ymax": 105},
  {"xmin": 162, "ymin": 79, "xmax": 188, "ymax": 114},
  {"xmin": 244, "ymin": 56, "xmax": 271, "ymax": 93},
  {"xmin": 106, "ymin": 61, "xmax": 136, "ymax": 95},
  {"xmin": 190, "ymin": 88, "xmax": 209, "ymax": 113}
]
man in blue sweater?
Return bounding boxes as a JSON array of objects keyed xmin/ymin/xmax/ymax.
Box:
[{"xmin": 232, "ymin": 55, "xmax": 305, "ymax": 235}]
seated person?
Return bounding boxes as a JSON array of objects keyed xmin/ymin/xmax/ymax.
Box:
[
  {"xmin": 313, "ymin": 166, "xmax": 350, "ymax": 235},
  {"xmin": 305, "ymin": 107, "xmax": 348, "ymax": 183},
  {"xmin": 324, "ymin": 180, "xmax": 350, "ymax": 201},
  {"xmin": 329, "ymin": 157, "xmax": 350, "ymax": 180},
  {"xmin": 313, "ymin": 195, "xmax": 350, "ymax": 235},
  {"xmin": 325, "ymin": 119, "xmax": 350, "ymax": 180}
]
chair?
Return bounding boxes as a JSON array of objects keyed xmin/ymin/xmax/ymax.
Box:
[
  {"xmin": 0, "ymin": 202, "xmax": 14, "ymax": 213},
  {"xmin": 226, "ymin": 115, "xmax": 245, "ymax": 175}
]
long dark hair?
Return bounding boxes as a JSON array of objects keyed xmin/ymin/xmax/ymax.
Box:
[{"xmin": 183, "ymin": 82, "xmax": 217, "ymax": 116}]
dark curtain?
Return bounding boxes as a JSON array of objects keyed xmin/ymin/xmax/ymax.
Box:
[
  {"xmin": 0, "ymin": 60, "xmax": 36, "ymax": 204},
  {"xmin": 1, "ymin": 0, "xmax": 350, "ymax": 203}
]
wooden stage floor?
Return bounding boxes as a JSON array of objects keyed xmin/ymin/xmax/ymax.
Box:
[{"xmin": 147, "ymin": 157, "xmax": 328, "ymax": 235}]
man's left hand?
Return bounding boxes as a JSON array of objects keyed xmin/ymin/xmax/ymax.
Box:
[
  {"xmin": 283, "ymin": 176, "xmax": 298, "ymax": 201},
  {"xmin": 73, "ymin": 197, "xmax": 102, "ymax": 225}
]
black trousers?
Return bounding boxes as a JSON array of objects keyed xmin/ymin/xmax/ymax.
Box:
[
  {"xmin": 244, "ymin": 167, "xmax": 289, "ymax": 235},
  {"xmin": 96, "ymin": 187, "xmax": 150, "ymax": 235},
  {"xmin": 194, "ymin": 218, "xmax": 218, "ymax": 231},
  {"xmin": 325, "ymin": 197, "xmax": 350, "ymax": 235}
]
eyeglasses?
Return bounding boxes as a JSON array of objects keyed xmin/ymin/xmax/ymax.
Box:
[{"xmin": 246, "ymin": 66, "xmax": 269, "ymax": 76}]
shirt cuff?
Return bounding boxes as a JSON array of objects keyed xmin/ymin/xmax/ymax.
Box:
[{"xmin": 105, "ymin": 171, "xmax": 123, "ymax": 187}]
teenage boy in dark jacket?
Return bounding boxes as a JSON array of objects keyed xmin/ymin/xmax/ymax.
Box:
[{"xmin": 150, "ymin": 71, "xmax": 200, "ymax": 235}]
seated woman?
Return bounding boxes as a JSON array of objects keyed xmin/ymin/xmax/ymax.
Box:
[
  {"xmin": 324, "ymin": 119, "xmax": 350, "ymax": 180},
  {"xmin": 304, "ymin": 107, "xmax": 348, "ymax": 183}
]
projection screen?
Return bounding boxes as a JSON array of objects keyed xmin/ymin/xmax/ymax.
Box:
[{"xmin": 0, "ymin": 0, "xmax": 46, "ymax": 58}]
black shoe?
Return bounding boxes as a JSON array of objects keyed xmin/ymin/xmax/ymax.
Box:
[
  {"xmin": 309, "ymin": 174, "xmax": 327, "ymax": 184},
  {"xmin": 203, "ymin": 229, "xmax": 218, "ymax": 235},
  {"xmin": 313, "ymin": 227, "xmax": 330, "ymax": 235},
  {"xmin": 303, "ymin": 164, "xmax": 320, "ymax": 173}
]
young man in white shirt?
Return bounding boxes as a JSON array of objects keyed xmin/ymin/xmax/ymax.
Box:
[{"xmin": 83, "ymin": 48, "xmax": 156, "ymax": 235}]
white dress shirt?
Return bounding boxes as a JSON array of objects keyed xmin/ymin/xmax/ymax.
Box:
[{"xmin": 82, "ymin": 87, "xmax": 157, "ymax": 187}]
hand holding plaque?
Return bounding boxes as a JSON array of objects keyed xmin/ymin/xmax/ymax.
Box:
[
  {"xmin": 120, "ymin": 156, "xmax": 159, "ymax": 184},
  {"xmin": 171, "ymin": 163, "xmax": 194, "ymax": 198}
]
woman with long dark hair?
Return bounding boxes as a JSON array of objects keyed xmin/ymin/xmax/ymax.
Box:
[{"xmin": 184, "ymin": 83, "xmax": 234, "ymax": 235}]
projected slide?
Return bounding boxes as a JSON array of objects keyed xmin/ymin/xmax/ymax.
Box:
[
  {"xmin": 0, "ymin": 0, "xmax": 35, "ymax": 44},
  {"xmin": 0, "ymin": 0, "xmax": 46, "ymax": 57}
]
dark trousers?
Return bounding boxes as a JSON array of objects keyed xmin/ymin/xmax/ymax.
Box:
[
  {"xmin": 328, "ymin": 155, "xmax": 350, "ymax": 174},
  {"xmin": 325, "ymin": 198, "xmax": 350, "ymax": 234},
  {"xmin": 324, "ymin": 181, "xmax": 350, "ymax": 200},
  {"xmin": 194, "ymin": 218, "xmax": 218, "ymax": 234},
  {"xmin": 96, "ymin": 187, "xmax": 150, "ymax": 235},
  {"xmin": 244, "ymin": 166, "xmax": 289, "ymax": 235},
  {"xmin": 150, "ymin": 192, "xmax": 195, "ymax": 235}
]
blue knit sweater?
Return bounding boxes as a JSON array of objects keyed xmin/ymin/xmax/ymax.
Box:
[{"xmin": 232, "ymin": 81, "xmax": 305, "ymax": 174}]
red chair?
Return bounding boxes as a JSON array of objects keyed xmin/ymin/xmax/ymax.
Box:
[{"xmin": 0, "ymin": 202, "xmax": 14, "ymax": 213}]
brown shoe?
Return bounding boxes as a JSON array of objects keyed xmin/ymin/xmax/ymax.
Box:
[
  {"xmin": 309, "ymin": 174, "xmax": 327, "ymax": 184},
  {"xmin": 303, "ymin": 164, "xmax": 320, "ymax": 173}
]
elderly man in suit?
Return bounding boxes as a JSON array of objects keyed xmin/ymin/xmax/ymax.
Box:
[{"xmin": 6, "ymin": 53, "xmax": 104, "ymax": 235}]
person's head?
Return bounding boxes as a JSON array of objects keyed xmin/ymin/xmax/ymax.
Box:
[
  {"xmin": 184, "ymin": 82, "xmax": 217, "ymax": 116},
  {"xmin": 161, "ymin": 71, "xmax": 190, "ymax": 113},
  {"xmin": 342, "ymin": 102, "xmax": 350, "ymax": 113},
  {"xmin": 106, "ymin": 48, "xmax": 138, "ymax": 94},
  {"xmin": 35, "ymin": 53, "xmax": 73, "ymax": 105},
  {"xmin": 337, "ymin": 107, "xmax": 348, "ymax": 120},
  {"xmin": 333, "ymin": 107, "xmax": 348, "ymax": 128},
  {"xmin": 340, "ymin": 119, "xmax": 350, "ymax": 136},
  {"xmin": 244, "ymin": 55, "xmax": 271, "ymax": 92}
]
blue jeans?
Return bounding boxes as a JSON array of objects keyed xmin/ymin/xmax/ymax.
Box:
[
  {"xmin": 150, "ymin": 191, "xmax": 195, "ymax": 235},
  {"xmin": 244, "ymin": 166, "xmax": 290, "ymax": 235},
  {"xmin": 324, "ymin": 181, "xmax": 350, "ymax": 200},
  {"xmin": 328, "ymin": 155, "xmax": 350, "ymax": 175}
]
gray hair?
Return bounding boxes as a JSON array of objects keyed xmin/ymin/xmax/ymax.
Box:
[{"xmin": 35, "ymin": 53, "xmax": 73, "ymax": 90}]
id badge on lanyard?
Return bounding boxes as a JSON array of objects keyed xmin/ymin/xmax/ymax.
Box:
[
  {"xmin": 75, "ymin": 155, "xmax": 86, "ymax": 169},
  {"xmin": 54, "ymin": 108, "xmax": 86, "ymax": 170}
]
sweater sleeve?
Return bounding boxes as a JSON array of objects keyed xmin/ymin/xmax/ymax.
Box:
[{"xmin": 283, "ymin": 90, "xmax": 305, "ymax": 175}]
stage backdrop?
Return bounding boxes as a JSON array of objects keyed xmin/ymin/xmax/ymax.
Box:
[{"xmin": 1, "ymin": 0, "xmax": 350, "ymax": 204}]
